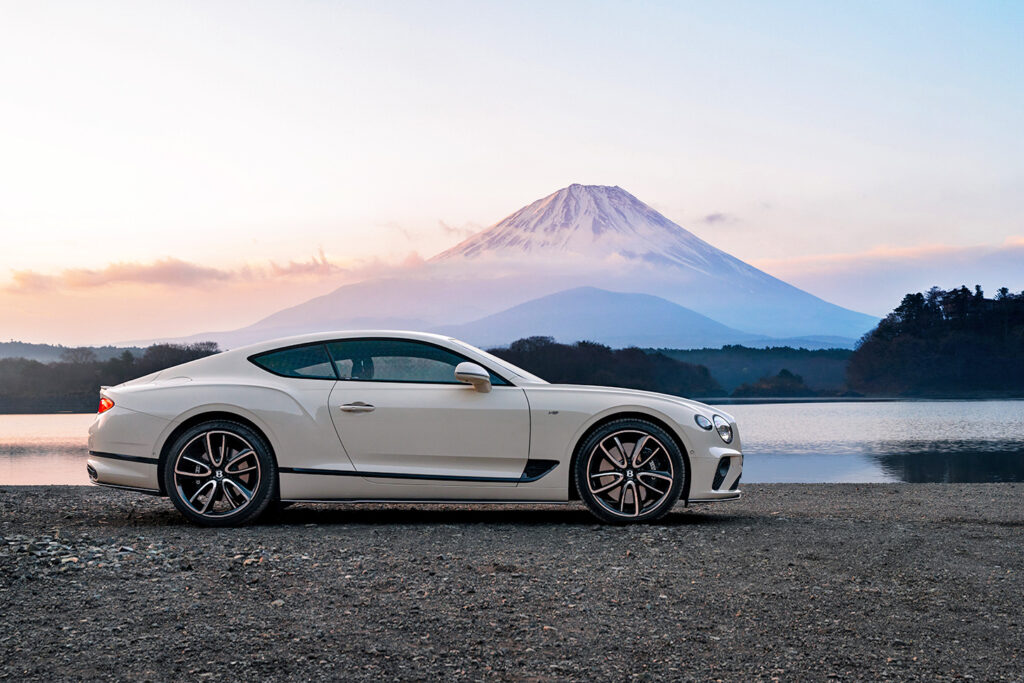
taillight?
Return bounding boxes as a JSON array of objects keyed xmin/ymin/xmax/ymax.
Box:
[{"xmin": 98, "ymin": 397, "xmax": 114, "ymax": 414}]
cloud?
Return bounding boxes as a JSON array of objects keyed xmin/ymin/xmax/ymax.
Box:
[
  {"xmin": 699, "ymin": 212, "xmax": 738, "ymax": 225},
  {"xmin": 751, "ymin": 242, "xmax": 1000, "ymax": 275},
  {"xmin": 752, "ymin": 239, "xmax": 1024, "ymax": 315},
  {"xmin": 438, "ymin": 220, "xmax": 481, "ymax": 240},
  {"xmin": 4, "ymin": 251, "xmax": 350, "ymax": 294},
  {"xmin": 269, "ymin": 247, "xmax": 343, "ymax": 277}
]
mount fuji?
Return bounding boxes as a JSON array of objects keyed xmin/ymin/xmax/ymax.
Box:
[{"xmin": 174, "ymin": 184, "xmax": 877, "ymax": 349}]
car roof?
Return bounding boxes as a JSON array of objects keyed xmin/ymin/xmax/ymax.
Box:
[{"xmin": 225, "ymin": 330, "xmax": 458, "ymax": 356}]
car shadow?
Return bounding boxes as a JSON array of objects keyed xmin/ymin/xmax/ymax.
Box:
[
  {"xmin": 90, "ymin": 499, "xmax": 759, "ymax": 529},
  {"xmin": 256, "ymin": 503, "xmax": 755, "ymax": 528}
]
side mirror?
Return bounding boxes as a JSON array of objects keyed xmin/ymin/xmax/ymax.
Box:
[{"xmin": 454, "ymin": 362, "xmax": 492, "ymax": 393}]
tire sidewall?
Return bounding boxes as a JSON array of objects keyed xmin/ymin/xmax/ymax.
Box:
[
  {"xmin": 162, "ymin": 420, "xmax": 277, "ymax": 527},
  {"xmin": 574, "ymin": 418, "xmax": 687, "ymax": 524}
]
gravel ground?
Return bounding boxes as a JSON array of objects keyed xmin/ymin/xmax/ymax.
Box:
[{"xmin": 1, "ymin": 484, "xmax": 1022, "ymax": 681}]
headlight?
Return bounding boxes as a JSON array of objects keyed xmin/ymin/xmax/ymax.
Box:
[
  {"xmin": 694, "ymin": 414, "xmax": 713, "ymax": 430},
  {"xmin": 712, "ymin": 415, "xmax": 733, "ymax": 443}
]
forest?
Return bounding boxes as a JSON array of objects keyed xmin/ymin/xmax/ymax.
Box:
[
  {"xmin": 0, "ymin": 343, "xmax": 219, "ymax": 413},
  {"xmin": 487, "ymin": 337, "xmax": 724, "ymax": 397},
  {"xmin": 846, "ymin": 286, "xmax": 1024, "ymax": 395},
  {"xmin": 656, "ymin": 345, "xmax": 851, "ymax": 393}
]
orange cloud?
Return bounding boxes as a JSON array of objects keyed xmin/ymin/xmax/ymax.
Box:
[
  {"xmin": 751, "ymin": 242, "xmax": 1002, "ymax": 276},
  {"xmin": 268, "ymin": 248, "xmax": 344, "ymax": 277},
  {"xmin": 5, "ymin": 253, "xmax": 345, "ymax": 294}
]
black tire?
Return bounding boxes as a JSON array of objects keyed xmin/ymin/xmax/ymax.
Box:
[
  {"xmin": 162, "ymin": 420, "xmax": 277, "ymax": 527},
  {"xmin": 574, "ymin": 418, "xmax": 686, "ymax": 524}
]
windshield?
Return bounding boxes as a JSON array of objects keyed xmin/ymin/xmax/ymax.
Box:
[{"xmin": 448, "ymin": 339, "xmax": 549, "ymax": 384}]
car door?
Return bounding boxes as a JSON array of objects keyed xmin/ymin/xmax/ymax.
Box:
[{"xmin": 326, "ymin": 338, "xmax": 530, "ymax": 483}]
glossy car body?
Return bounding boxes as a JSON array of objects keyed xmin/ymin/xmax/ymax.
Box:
[{"xmin": 87, "ymin": 331, "xmax": 742, "ymax": 521}]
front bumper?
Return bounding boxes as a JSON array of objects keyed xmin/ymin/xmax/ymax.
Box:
[{"xmin": 687, "ymin": 446, "xmax": 742, "ymax": 502}]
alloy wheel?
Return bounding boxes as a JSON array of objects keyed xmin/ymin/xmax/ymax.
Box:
[
  {"xmin": 585, "ymin": 429, "xmax": 675, "ymax": 518},
  {"xmin": 172, "ymin": 430, "xmax": 262, "ymax": 519}
]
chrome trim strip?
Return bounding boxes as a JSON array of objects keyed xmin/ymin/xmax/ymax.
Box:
[
  {"xmin": 89, "ymin": 450, "xmax": 159, "ymax": 465},
  {"xmin": 90, "ymin": 481, "xmax": 163, "ymax": 496},
  {"xmin": 688, "ymin": 493, "xmax": 742, "ymax": 503}
]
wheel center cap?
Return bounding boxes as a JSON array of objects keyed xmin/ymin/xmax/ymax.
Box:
[
  {"xmin": 215, "ymin": 470, "xmax": 224, "ymax": 479},
  {"xmin": 626, "ymin": 469, "xmax": 634, "ymax": 479}
]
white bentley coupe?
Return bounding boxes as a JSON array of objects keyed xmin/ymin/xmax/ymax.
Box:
[{"xmin": 87, "ymin": 331, "xmax": 742, "ymax": 526}]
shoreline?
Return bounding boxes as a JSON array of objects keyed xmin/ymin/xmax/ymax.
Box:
[{"xmin": 2, "ymin": 483, "xmax": 1022, "ymax": 680}]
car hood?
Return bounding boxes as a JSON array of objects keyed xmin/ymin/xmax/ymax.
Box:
[{"xmin": 526, "ymin": 383, "xmax": 735, "ymax": 422}]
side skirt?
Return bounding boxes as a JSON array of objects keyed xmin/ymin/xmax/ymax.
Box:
[{"xmin": 279, "ymin": 458, "xmax": 560, "ymax": 484}]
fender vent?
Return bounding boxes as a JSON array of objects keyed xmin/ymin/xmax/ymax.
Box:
[{"xmin": 521, "ymin": 459, "xmax": 559, "ymax": 481}]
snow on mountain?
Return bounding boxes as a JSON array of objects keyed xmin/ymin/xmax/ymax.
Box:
[{"xmin": 434, "ymin": 184, "xmax": 764, "ymax": 281}]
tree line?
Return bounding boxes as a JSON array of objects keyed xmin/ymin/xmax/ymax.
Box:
[
  {"xmin": 0, "ymin": 343, "xmax": 219, "ymax": 413},
  {"xmin": 3, "ymin": 285, "xmax": 1021, "ymax": 414},
  {"xmin": 846, "ymin": 286, "xmax": 1024, "ymax": 395},
  {"xmin": 487, "ymin": 336, "xmax": 724, "ymax": 396}
]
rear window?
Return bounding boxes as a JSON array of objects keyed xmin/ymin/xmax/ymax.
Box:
[{"xmin": 250, "ymin": 344, "xmax": 336, "ymax": 380}]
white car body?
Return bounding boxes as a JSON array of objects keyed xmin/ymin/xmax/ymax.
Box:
[{"xmin": 87, "ymin": 331, "xmax": 742, "ymax": 510}]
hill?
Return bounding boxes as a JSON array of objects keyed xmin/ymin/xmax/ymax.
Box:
[
  {"xmin": 0, "ymin": 341, "xmax": 145, "ymax": 363},
  {"xmin": 436, "ymin": 287, "xmax": 758, "ymax": 349}
]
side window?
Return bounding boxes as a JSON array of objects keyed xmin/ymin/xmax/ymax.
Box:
[
  {"xmin": 251, "ymin": 344, "xmax": 336, "ymax": 379},
  {"xmin": 326, "ymin": 339, "xmax": 508, "ymax": 385}
]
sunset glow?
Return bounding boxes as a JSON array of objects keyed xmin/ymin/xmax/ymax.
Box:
[{"xmin": 2, "ymin": 1, "xmax": 1022, "ymax": 343}]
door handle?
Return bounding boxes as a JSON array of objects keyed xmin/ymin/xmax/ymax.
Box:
[{"xmin": 340, "ymin": 402, "xmax": 375, "ymax": 413}]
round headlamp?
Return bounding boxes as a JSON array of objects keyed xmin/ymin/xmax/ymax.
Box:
[
  {"xmin": 712, "ymin": 415, "xmax": 733, "ymax": 443},
  {"xmin": 694, "ymin": 414, "xmax": 713, "ymax": 430}
]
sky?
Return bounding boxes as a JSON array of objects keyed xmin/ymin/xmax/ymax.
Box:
[{"xmin": 1, "ymin": 0, "xmax": 1022, "ymax": 344}]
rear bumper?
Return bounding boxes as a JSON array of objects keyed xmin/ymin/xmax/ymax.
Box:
[
  {"xmin": 87, "ymin": 404, "xmax": 169, "ymax": 493},
  {"xmin": 87, "ymin": 451, "xmax": 161, "ymax": 493}
]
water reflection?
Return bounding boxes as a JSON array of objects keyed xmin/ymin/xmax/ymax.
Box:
[
  {"xmin": 869, "ymin": 444, "xmax": 1024, "ymax": 483},
  {"xmin": 0, "ymin": 414, "xmax": 95, "ymax": 485},
  {"xmin": 714, "ymin": 399, "xmax": 1024, "ymax": 484}
]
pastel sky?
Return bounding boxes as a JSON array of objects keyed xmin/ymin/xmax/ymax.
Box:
[{"xmin": 1, "ymin": 1, "xmax": 1022, "ymax": 344}]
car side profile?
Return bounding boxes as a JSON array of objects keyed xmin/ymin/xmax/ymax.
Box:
[{"xmin": 87, "ymin": 331, "xmax": 742, "ymax": 526}]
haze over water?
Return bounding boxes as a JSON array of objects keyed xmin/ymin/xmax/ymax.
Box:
[{"xmin": 2, "ymin": 401, "xmax": 1022, "ymax": 486}]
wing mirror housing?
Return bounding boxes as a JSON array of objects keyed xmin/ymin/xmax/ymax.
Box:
[{"xmin": 454, "ymin": 362, "xmax": 492, "ymax": 393}]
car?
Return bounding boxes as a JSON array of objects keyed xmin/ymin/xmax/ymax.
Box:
[{"xmin": 87, "ymin": 331, "xmax": 743, "ymax": 526}]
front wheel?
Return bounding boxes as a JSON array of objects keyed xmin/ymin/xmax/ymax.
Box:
[
  {"xmin": 162, "ymin": 420, "xmax": 277, "ymax": 527},
  {"xmin": 574, "ymin": 419, "xmax": 686, "ymax": 524}
]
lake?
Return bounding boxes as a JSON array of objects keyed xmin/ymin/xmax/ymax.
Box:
[{"xmin": 1, "ymin": 400, "xmax": 1022, "ymax": 485}]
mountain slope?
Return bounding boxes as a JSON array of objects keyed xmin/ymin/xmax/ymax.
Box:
[
  {"xmin": 433, "ymin": 287, "xmax": 759, "ymax": 349},
  {"xmin": 433, "ymin": 184, "xmax": 756, "ymax": 279},
  {"xmin": 167, "ymin": 184, "xmax": 878, "ymax": 348}
]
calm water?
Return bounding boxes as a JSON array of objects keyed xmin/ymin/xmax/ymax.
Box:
[{"xmin": 1, "ymin": 400, "xmax": 1023, "ymax": 485}]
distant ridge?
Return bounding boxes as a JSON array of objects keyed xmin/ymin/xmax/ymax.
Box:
[{"xmin": 434, "ymin": 287, "xmax": 759, "ymax": 349}]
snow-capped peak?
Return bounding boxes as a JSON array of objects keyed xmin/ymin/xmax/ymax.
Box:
[{"xmin": 430, "ymin": 184, "xmax": 750, "ymax": 275}]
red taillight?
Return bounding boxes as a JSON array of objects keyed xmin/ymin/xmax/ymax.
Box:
[{"xmin": 97, "ymin": 397, "xmax": 114, "ymax": 414}]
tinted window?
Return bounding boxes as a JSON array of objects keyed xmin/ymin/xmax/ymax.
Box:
[
  {"xmin": 326, "ymin": 339, "xmax": 507, "ymax": 385},
  {"xmin": 251, "ymin": 344, "xmax": 336, "ymax": 379}
]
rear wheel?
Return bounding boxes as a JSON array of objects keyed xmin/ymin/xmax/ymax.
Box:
[
  {"xmin": 574, "ymin": 419, "xmax": 686, "ymax": 524},
  {"xmin": 162, "ymin": 420, "xmax": 277, "ymax": 527}
]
